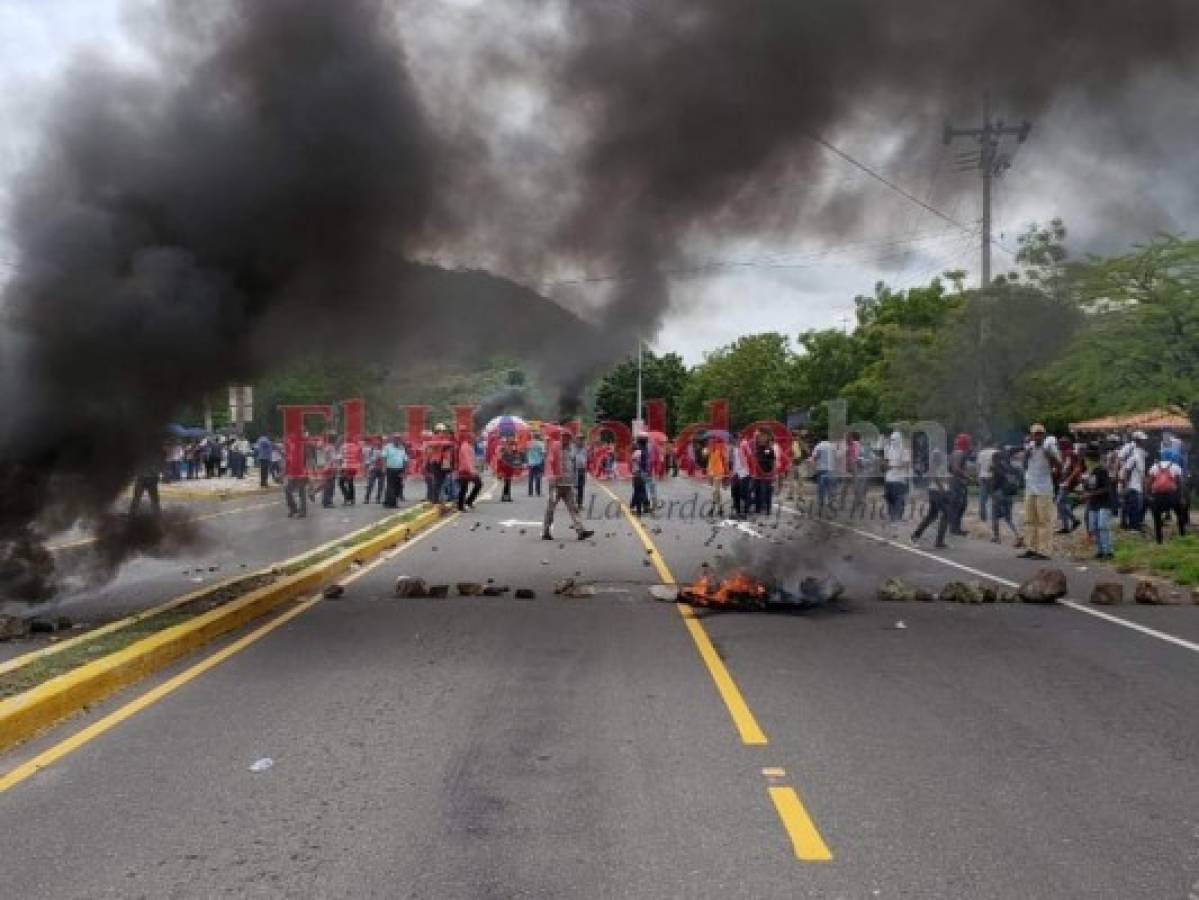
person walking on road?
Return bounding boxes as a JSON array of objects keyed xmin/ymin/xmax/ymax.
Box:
[
  {"xmin": 1021, "ymin": 424, "xmax": 1060, "ymax": 559},
  {"xmin": 363, "ymin": 439, "xmax": 384, "ymax": 504},
  {"xmin": 573, "ymin": 433, "xmax": 589, "ymax": 509},
  {"xmin": 706, "ymin": 435, "xmax": 728, "ymax": 517},
  {"xmin": 882, "ymin": 430, "xmax": 910, "ymax": 535},
  {"xmin": 542, "ymin": 430, "xmax": 594, "ymax": 541},
  {"xmin": 812, "ymin": 435, "xmax": 836, "ymax": 516},
  {"xmin": 976, "ymin": 442, "xmax": 997, "ymax": 521},
  {"xmin": 948, "ymin": 433, "xmax": 971, "ymax": 536},
  {"xmin": 129, "ymin": 446, "xmax": 163, "ymax": 518},
  {"xmin": 255, "ymin": 433, "xmax": 273, "ymax": 488},
  {"xmin": 284, "ymin": 435, "xmax": 309, "ymax": 518},
  {"xmin": 382, "ymin": 435, "xmax": 408, "ymax": 507},
  {"xmin": 989, "ymin": 448, "xmax": 1023, "ymax": 546},
  {"xmin": 456, "ymin": 431, "xmax": 483, "ymax": 511},
  {"xmin": 526, "ymin": 432, "xmax": 545, "ymax": 497},
  {"xmin": 911, "ymin": 448, "xmax": 950, "ymax": 549},
  {"xmin": 752, "ymin": 428, "xmax": 778, "ymax": 517}
]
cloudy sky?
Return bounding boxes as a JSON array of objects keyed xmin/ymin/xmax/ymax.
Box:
[{"xmin": 2, "ymin": 0, "xmax": 1195, "ymax": 365}]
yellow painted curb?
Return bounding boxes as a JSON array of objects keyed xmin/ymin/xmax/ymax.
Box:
[{"xmin": 0, "ymin": 505, "xmax": 442, "ymax": 753}]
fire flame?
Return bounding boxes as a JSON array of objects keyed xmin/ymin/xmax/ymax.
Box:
[{"xmin": 684, "ymin": 571, "xmax": 768, "ymax": 607}]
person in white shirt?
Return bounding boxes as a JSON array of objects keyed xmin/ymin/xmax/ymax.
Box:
[
  {"xmin": 1021, "ymin": 423, "xmax": 1060, "ymax": 559},
  {"xmin": 1146, "ymin": 455, "xmax": 1187, "ymax": 544},
  {"xmin": 812, "ymin": 437, "xmax": 835, "ymax": 516},
  {"xmin": 883, "ymin": 430, "xmax": 911, "ymax": 533},
  {"xmin": 976, "ymin": 444, "xmax": 997, "ymax": 521},
  {"xmin": 1120, "ymin": 431, "xmax": 1148, "ymax": 532}
]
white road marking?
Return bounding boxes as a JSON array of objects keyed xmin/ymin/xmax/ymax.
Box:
[
  {"xmin": 497, "ymin": 519, "xmax": 543, "ymax": 528},
  {"xmin": 778, "ymin": 504, "xmax": 1199, "ymax": 657}
]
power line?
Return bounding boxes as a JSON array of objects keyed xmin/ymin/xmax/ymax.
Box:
[
  {"xmin": 807, "ymin": 134, "xmax": 973, "ymax": 233},
  {"xmin": 541, "ymin": 229, "xmax": 965, "ymax": 288}
]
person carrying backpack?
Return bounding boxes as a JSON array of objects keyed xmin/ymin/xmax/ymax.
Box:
[{"xmin": 1147, "ymin": 455, "xmax": 1187, "ymax": 544}]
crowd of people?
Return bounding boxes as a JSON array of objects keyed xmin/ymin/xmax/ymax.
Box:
[{"xmin": 134, "ymin": 418, "xmax": 1193, "ymax": 567}]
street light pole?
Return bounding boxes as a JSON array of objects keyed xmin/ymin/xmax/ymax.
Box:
[{"xmin": 635, "ymin": 337, "xmax": 643, "ymax": 431}]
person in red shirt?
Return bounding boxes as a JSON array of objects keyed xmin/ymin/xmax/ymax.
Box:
[{"xmin": 456, "ymin": 431, "xmax": 482, "ymax": 511}]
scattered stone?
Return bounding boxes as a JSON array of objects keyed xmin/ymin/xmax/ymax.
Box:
[
  {"xmin": 649, "ymin": 584, "xmax": 680, "ymax": 602},
  {"xmin": 878, "ymin": 577, "xmax": 916, "ymax": 602},
  {"xmin": 27, "ymin": 617, "xmax": 56, "ymax": 634},
  {"xmin": 893, "ymin": 620, "xmax": 908, "ymax": 630},
  {"xmin": 519, "ymin": 529, "xmax": 527, "ymax": 535},
  {"xmin": 998, "ymin": 591, "xmax": 1018, "ymax": 603},
  {"xmin": 514, "ymin": 588, "xmax": 536, "ymax": 600},
  {"xmin": 0, "ymin": 615, "xmax": 30, "ymax": 641},
  {"xmin": 939, "ymin": 581, "xmax": 983, "ymax": 604},
  {"xmin": 977, "ymin": 582, "xmax": 998, "ymax": 603},
  {"xmin": 394, "ymin": 576, "xmax": 428, "ymax": 598},
  {"xmin": 482, "ymin": 586, "xmax": 509, "ymax": 596},
  {"xmin": 541, "ymin": 559, "xmax": 550, "ymax": 566},
  {"xmin": 554, "ymin": 578, "xmax": 576, "ymax": 594},
  {"xmin": 1018, "ymin": 568, "xmax": 1068, "ymax": 604},
  {"xmin": 456, "ymin": 583, "xmax": 484, "ymax": 596},
  {"xmin": 322, "ymin": 584, "xmax": 345, "ymax": 600},
  {"xmin": 800, "ymin": 575, "xmax": 844, "ymax": 603},
  {"xmin": 642, "ymin": 559, "xmax": 652, "ymax": 567},
  {"xmin": 430, "ymin": 545, "xmax": 439, "ymax": 552},
  {"xmin": 1134, "ymin": 580, "xmax": 1166, "ymax": 605},
  {"xmin": 914, "ymin": 588, "xmax": 936, "ymax": 602},
  {"xmin": 427, "ymin": 584, "xmax": 450, "ymax": 598},
  {"xmin": 1090, "ymin": 582, "xmax": 1124, "ymax": 606},
  {"xmin": 55, "ymin": 615, "xmax": 73, "ymax": 631}
]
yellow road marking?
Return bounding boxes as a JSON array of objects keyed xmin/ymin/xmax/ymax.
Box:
[
  {"xmin": 0, "ymin": 508, "xmax": 460, "ymax": 794},
  {"xmin": 47, "ymin": 500, "xmax": 278, "ymax": 551},
  {"xmin": 768, "ymin": 785, "xmax": 833, "ymax": 861},
  {"xmin": 597, "ymin": 484, "xmax": 767, "ymax": 745}
]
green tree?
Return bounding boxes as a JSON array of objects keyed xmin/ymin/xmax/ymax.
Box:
[
  {"xmin": 679, "ymin": 333, "xmax": 799, "ymax": 431},
  {"xmin": 594, "ymin": 350, "xmax": 689, "ymax": 431}
]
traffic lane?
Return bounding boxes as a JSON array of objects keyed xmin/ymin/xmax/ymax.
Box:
[
  {"xmin": 642, "ymin": 483, "xmax": 1199, "ymax": 898},
  {"xmin": 0, "ymin": 490, "xmax": 812, "ymax": 899},
  {"xmin": 0, "ymin": 493, "xmax": 418, "ymax": 665}
]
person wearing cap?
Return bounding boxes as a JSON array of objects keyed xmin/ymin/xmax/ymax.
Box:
[{"xmin": 1021, "ymin": 424, "xmax": 1060, "ymax": 559}]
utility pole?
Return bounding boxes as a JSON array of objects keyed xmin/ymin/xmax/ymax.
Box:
[{"xmin": 943, "ymin": 92, "xmax": 1031, "ymax": 287}]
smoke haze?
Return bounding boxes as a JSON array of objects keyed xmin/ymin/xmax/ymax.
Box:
[{"xmin": 2, "ymin": 0, "xmax": 1196, "ymax": 600}]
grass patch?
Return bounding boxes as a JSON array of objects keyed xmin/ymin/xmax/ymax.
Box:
[
  {"xmin": 0, "ymin": 573, "xmax": 276, "ymax": 699},
  {"xmin": 279, "ymin": 505, "xmax": 428, "ymax": 575},
  {"xmin": 1112, "ymin": 533, "xmax": 1199, "ymax": 586}
]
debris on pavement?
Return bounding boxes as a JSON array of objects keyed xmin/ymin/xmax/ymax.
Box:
[
  {"xmin": 322, "ymin": 584, "xmax": 345, "ymax": 600},
  {"xmin": 427, "ymin": 584, "xmax": 450, "ymax": 598},
  {"xmin": 915, "ymin": 588, "xmax": 936, "ymax": 602},
  {"xmin": 457, "ymin": 582, "xmax": 484, "ymax": 596},
  {"xmin": 878, "ymin": 577, "xmax": 917, "ymax": 602},
  {"xmin": 1090, "ymin": 582, "xmax": 1124, "ymax": 606},
  {"xmin": 248, "ymin": 758, "xmax": 274, "ymax": 773},
  {"xmin": 394, "ymin": 576, "xmax": 428, "ymax": 598},
  {"xmin": 649, "ymin": 584, "xmax": 680, "ymax": 602},
  {"xmin": 0, "ymin": 615, "xmax": 31, "ymax": 641},
  {"xmin": 27, "ymin": 617, "xmax": 56, "ymax": 634},
  {"xmin": 482, "ymin": 585, "xmax": 510, "ymax": 596},
  {"xmin": 799, "ymin": 575, "xmax": 844, "ymax": 604},
  {"xmin": 893, "ymin": 620, "xmax": 908, "ymax": 630},
  {"xmin": 1134, "ymin": 580, "xmax": 1174, "ymax": 605},
  {"xmin": 514, "ymin": 588, "xmax": 536, "ymax": 599},
  {"xmin": 1018, "ymin": 568, "xmax": 1068, "ymax": 604}
]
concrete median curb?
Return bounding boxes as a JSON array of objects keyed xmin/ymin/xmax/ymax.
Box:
[{"xmin": 0, "ymin": 504, "xmax": 441, "ymax": 753}]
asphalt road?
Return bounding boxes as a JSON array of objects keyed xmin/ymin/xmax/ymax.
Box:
[{"xmin": 1, "ymin": 476, "xmax": 1197, "ymax": 899}]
